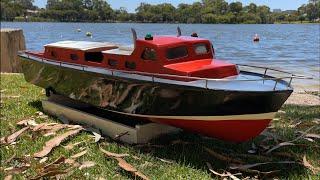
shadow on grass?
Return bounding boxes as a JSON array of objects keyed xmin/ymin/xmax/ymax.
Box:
[
  {"xmin": 28, "ymin": 100, "xmax": 43, "ymax": 112},
  {"xmin": 26, "ymin": 98, "xmax": 319, "ymax": 179},
  {"xmin": 134, "ymin": 104, "xmax": 320, "ymax": 178}
]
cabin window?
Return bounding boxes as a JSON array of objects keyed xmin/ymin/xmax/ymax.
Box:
[
  {"xmin": 84, "ymin": 52, "xmax": 103, "ymax": 63},
  {"xmin": 51, "ymin": 51, "xmax": 57, "ymax": 58},
  {"xmin": 70, "ymin": 54, "xmax": 78, "ymax": 61},
  {"xmin": 166, "ymin": 46, "xmax": 188, "ymax": 60},
  {"xmin": 194, "ymin": 43, "xmax": 210, "ymax": 55},
  {"xmin": 108, "ymin": 59, "xmax": 118, "ymax": 67},
  {"xmin": 125, "ymin": 61, "xmax": 136, "ymax": 69},
  {"xmin": 141, "ymin": 47, "xmax": 157, "ymax": 60}
]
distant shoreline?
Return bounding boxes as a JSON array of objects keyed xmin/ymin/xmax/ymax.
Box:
[{"xmin": 2, "ymin": 20, "xmax": 319, "ymax": 25}]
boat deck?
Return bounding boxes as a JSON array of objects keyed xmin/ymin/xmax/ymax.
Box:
[{"xmin": 20, "ymin": 52, "xmax": 296, "ymax": 92}]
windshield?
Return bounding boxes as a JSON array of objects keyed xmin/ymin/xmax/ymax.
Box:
[
  {"xmin": 193, "ymin": 43, "xmax": 210, "ymax": 55},
  {"xmin": 166, "ymin": 46, "xmax": 188, "ymax": 60}
]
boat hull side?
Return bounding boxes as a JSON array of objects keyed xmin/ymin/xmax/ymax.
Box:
[{"xmin": 21, "ymin": 57, "xmax": 292, "ymax": 117}]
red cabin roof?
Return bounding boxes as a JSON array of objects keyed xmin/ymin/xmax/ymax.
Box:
[{"xmin": 137, "ymin": 36, "xmax": 209, "ymax": 47}]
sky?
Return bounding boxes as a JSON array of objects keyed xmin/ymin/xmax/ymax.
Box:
[{"xmin": 34, "ymin": 0, "xmax": 309, "ymax": 13}]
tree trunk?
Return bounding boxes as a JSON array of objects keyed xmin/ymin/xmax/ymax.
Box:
[{"xmin": 0, "ymin": 28, "xmax": 26, "ymax": 73}]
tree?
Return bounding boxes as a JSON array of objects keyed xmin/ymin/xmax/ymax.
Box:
[
  {"xmin": 114, "ymin": 7, "xmax": 129, "ymax": 21},
  {"xmin": 16, "ymin": 0, "xmax": 36, "ymax": 10},
  {"xmin": 229, "ymin": 2, "xmax": 242, "ymax": 14},
  {"xmin": 306, "ymin": 2, "xmax": 318, "ymax": 21},
  {"xmin": 92, "ymin": 0, "xmax": 113, "ymax": 21},
  {"xmin": 247, "ymin": 3, "xmax": 257, "ymax": 14},
  {"xmin": 257, "ymin": 5, "xmax": 271, "ymax": 23}
]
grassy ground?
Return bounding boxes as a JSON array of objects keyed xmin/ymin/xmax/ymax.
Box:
[{"xmin": 1, "ymin": 73, "xmax": 319, "ymax": 179}]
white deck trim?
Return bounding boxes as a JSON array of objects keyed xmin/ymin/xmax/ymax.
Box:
[{"xmin": 106, "ymin": 109, "xmax": 277, "ymax": 121}]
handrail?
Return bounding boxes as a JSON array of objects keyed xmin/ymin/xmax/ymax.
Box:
[{"xmin": 20, "ymin": 52, "xmax": 313, "ymax": 90}]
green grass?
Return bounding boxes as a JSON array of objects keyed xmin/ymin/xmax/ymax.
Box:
[{"xmin": 1, "ymin": 73, "xmax": 319, "ymax": 179}]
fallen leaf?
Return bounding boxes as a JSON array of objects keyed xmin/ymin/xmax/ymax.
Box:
[
  {"xmin": 4, "ymin": 164, "xmax": 31, "ymax": 174},
  {"xmin": 100, "ymin": 147, "xmax": 129, "ymax": 158},
  {"xmin": 230, "ymin": 161, "xmax": 297, "ymax": 170},
  {"xmin": 67, "ymin": 125, "xmax": 83, "ymax": 130},
  {"xmin": 139, "ymin": 161, "xmax": 154, "ymax": 168},
  {"xmin": 0, "ymin": 89, "xmax": 7, "ymax": 93},
  {"xmin": 206, "ymin": 162, "xmax": 241, "ymax": 178},
  {"xmin": 265, "ymin": 142, "xmax": 296, "ymax": 154},
  {"xmin": 303, "ymin": 154, "xmax": 320, "ymax": 174},
  {"xmin": 115, "ymin": 157, "xmax": 149, "ymax": 180},
  {"xmin": 33, "ymin": 129, "xmax": 82, "ymax": 157},
  {"xmin": 32, "ymin": 123, "xmax": 47, "ymax": 131},
  {"xmin": 64, "ymin": 141, "xmax": 84, "ymax": 150},
  {"xmin": 260, "ymin": 130, "xmax": 280, "ymax": 143},
  {"xmin": 39, "ymin": 157, "xmax": 48, "ymax": 164},
  {"xmin": 64, "ymin": 159, "xmax": 80, "ymax": 167},
  {"xmin": 132, "ymin": 155, "xmax": 141, "ymax": 160},
  {"xmin": 235, "ymin": 154, "xmax": 273, "ymax": 162},
  {"xmin": 288, "ymin": 121, "xmax": 302, "ymax": 128},
  {"xmin": 248, "ymin": 143, "xmax": 258, "ymax": 154},
  {"xmin": 0, "ymin": 127, "xmax": 29, "ymax": 145},
  {"xmin": 44, "ymin": 156, "xmax": 66, "ymax": 169},
  {"xmin": 204, "ymin": 147, "xmax": 243, "ymax": 164},
  {"xmin": 5, "ymin": 153, "xmax": 16, "ymax": 163},
  {"xmin": 265, "ymin": 126, "xmax": 317, "ymax": 154},
  {"xmin": 2, "ymin": 95, "xmax": 20, "ymax": 98},
  {"xmin": 44, "ymin": 124, "xmax": 67, "ymax": 134},
  {"xmin": 304, "ymin": 138, "xmax": 315, "ymax": 142},
  {"xmin": 54, "ymin": 166, "xmax": 76, "ymax": 179},
  {"xmin": 226, "ymin": 172, "xmax": 241, "ymax": 180},
  {"xmin": 4, "ymin": 175, "xmax": 12, "ymax": 180},
  {"xmin": 35, "ymin": 111, "xmax": 44, "ymax": 116},
  {"xmin": 312, "ymin": 119, "xmax": 320, "ymax": 124},
  {"xmin": 43, "ymin": 132, "xmax": 56, "ymax": 137},
  {"xmin": 27, "ymin": 119, "xmax": 39, "ymax": 126},
  {"xmin": 85, "ymin": 126, "xmax": 102, "ymax": 142},
  {"xmin": 93, "ymin": 131, "xmax": 102, "ymax": 143},
  {"xmin": 30, "ymin": 170, "xmax": 66, "ymax": 180},
  {"xmin": 16, "ymin": 118, "xmax": 35, "ymax": 126},
  {"xmin": 38, "ymin": 115, "xmax": 48, "ymax": 119},
  {"xmin": 71, "ymin": 150, "xmax": 87, "ymax": 159},
  {"xmin": 171, "ymin": 139, "xmax": 193, "ymax": 145},
  {"xmin": 305, "ymin": 133, "xmax": 320, "ymax": 139},
  {"xmin": 156, "ymin": 157, "xmax": 174, "ymax": 164},
  {"xmin": 273, "ymin": 152, "xmax": 296, "ymax": 159},
  {"xmin": 79, "ymin": 161, "xmax": 95, "ymax": 170},
  {"xmin": 206, "ymin": 162, "xmax": 227, "ymax": 177}
]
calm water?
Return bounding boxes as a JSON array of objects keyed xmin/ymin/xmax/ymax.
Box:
[{"xmin": 1, "ymin": 22, "xmax": 319, "ymax": 91}]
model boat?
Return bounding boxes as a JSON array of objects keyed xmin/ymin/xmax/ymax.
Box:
[{"xmin": 19, "ymin": 28, "xmax": 297, "ymax": 142}]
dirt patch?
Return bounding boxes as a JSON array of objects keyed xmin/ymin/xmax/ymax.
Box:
[{"xmin": 285, "ymin": 93, "xmax": 320, "ymax": 106}]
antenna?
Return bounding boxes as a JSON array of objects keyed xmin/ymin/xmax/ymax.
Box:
[
  {"xmin": 177, "ymin": 26, "xmax": 182, "ymax": 37},
  {"xmin": 131, "ymin": 28, "xmax": 137, "ymax": 49}
]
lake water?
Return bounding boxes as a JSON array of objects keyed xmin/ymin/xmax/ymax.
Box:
[{"xmin": 1, "ymin": 22, "xmax": 319, "ymax": 91}]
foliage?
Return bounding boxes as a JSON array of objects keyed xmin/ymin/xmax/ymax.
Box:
[{"xmin": 1, "ymin": 0, "xmax": 320, "ymax": 23}]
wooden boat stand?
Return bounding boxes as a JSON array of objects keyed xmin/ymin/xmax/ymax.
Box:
[{"xmin": 42, "ymin": 95, "xmax": 180, "ymax": 144}]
